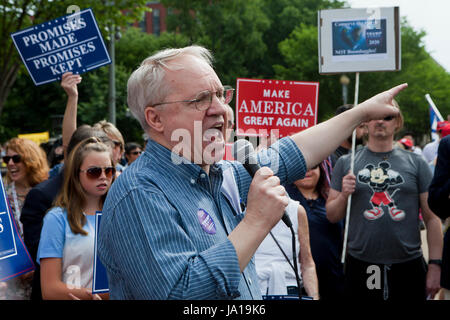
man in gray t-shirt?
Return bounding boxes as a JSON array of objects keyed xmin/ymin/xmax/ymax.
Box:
[
  {"xmin": 326, "ymin": 104, "xmax": 443, "ymax": 301},
  {"xmin": 332, "ymin": 148, "xmax": 431, "ymax": 264}
]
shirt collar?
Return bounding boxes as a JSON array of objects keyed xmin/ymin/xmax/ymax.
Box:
[{"xmin": 144, "ymin": 138, "xmax": 222, "ymax": 183}]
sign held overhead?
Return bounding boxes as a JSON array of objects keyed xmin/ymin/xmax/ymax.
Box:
[
  {"xmin": 11, "ymin": 8, "xmax": 111, "ymax": 86},
  {"xmin": 318, "ymin": 7, "xmax": 400, "ymax": 74}
]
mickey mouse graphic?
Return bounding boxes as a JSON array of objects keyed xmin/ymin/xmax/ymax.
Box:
[{"xmin": 357, "ymin": 161, "xmax": 405, "ymax": 221}]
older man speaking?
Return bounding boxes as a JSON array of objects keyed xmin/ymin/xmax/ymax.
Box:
[{"xmin": 98, "ymin": 45, "xmax": 406, "ymax": 300}]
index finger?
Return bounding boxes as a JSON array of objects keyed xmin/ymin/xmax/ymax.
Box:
[
  {"xmin": 387, "ymin": 83, "xmax": 408, "ymax": 99},
  {"xmin": 61, "ymin": 72, "xmax": 73, "ymax": 80}
]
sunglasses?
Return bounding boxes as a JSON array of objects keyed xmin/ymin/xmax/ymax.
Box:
[
  {"xmin": 130, "ymin": 151, "xmax": 142, "ymax": 156},
  {"xmin": 80, "ymin": 166, "xmax": 116, "ymax": 179},
  {"xmin": 3, "ymin": 155, "xmax": 22, "ymax": 164},
  {"xmin": 383, "ymin": 116, "xmax": 395, "ymax": 121}
]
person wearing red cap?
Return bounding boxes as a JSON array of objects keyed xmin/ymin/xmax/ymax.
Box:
[
  {"xmin": 439, "ymin": 123, "xmax": 450, "ymax": 139},
  {"xmin": 397, "ymin": 137, "xmax": 413, "ymax": 151},
  {"xmin": 423, "ymin": 120, "xmax": 450, "ymax": 164},
  {"xmin": 398, "ymin": 132, "xmax": 424, "ymax": 156}
]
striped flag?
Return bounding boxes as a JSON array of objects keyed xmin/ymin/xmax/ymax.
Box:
[{"xmin": 425, "ymin": 94, "xmax": 444, "ymax": 141}]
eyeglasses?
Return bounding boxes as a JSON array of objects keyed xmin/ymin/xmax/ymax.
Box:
[
  {"xmin": 130, "ymin": 151, "xmax": 142, "ymax": 156},
  {"xmin": 383, "ymin": 116, "xmax": 395, "ymax": 121},
  {"xmin": 3, "ymin": 155, "xmax": 22, "ymax": 164},
  {"xmin": 80, "ymin": 166, "xmax": 116, "ymax": 179},
  {"xmin": 152, "ymin": 86, "xmax": 235, "ymax": 111}
]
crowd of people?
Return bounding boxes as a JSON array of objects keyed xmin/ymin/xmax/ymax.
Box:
[{"xmin": 0, "ymin": 45, "xmax": 448, "ymax": 301}]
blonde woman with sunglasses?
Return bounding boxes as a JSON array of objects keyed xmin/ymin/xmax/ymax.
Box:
[
  {"xmin": 1, "ymin": 138, "xmax": 48, "ymax": 300},
  {"xmin": 37, "ymin": 138, "xmax": 114, "ymax": 300}
]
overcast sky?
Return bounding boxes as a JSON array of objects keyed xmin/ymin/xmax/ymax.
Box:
[{"xmin": 346, "ymin": 0, "xmax": 450, "ymax": 72}]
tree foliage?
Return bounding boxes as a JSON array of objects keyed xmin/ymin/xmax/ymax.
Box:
[{"xmin": 2, "ymin": 0, "xmax": 449, "ymax": 147}]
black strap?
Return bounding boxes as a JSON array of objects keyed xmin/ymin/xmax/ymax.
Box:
[
  {"xmin": 269, "ymin": 231, "xmax": 296, "ymax": 273},
  {"xmin": 269, "ymin": 230, "xmax": 303, "ymax": 294}
]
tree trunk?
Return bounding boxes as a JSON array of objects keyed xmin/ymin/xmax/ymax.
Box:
[{"xmin": 0, "ymin": 63, "xmax": 20, "ymax": 119}]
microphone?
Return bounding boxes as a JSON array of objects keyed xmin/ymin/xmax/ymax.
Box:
[{"xmin": 232, "ymin": 139, "xmax": 293, "ymax": 228}]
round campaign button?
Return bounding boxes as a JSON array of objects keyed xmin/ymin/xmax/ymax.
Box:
[{"xmin": 197, "ymin": 209, "xmax": 216, "ymax": 235}]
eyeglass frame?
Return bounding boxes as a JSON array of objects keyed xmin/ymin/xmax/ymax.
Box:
[{"xmin": 150, "ymin": 86, "xmax": 235, "ymax": 111}]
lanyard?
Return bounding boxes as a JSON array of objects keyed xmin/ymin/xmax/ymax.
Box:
[
  {"xmin": 11, "ymin": 181, "xmax": 23, "ymax": 235},
  {"xmin": 11, "ymin": 181, "xmax": 21, "ymax": 217}
]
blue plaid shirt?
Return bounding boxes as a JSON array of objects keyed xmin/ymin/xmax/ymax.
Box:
[{"xmin": 98, "ymin": 137, "xmax": 306, "ymax": 300}]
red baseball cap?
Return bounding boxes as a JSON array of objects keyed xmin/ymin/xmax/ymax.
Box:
[
  {"xmin": 437, "ymin": 121, "xmax": 449, "ymax": 131},
  {"xmin": 399, "ymin": 138, "xmax": 413, "ymax": 149},
  {"xmin": 440, "ymin": 123, "xmax": 450, "ymax": 138}
]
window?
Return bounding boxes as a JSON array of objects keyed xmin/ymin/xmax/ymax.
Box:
[
  {"xmin": 152, "ymin": 9, "xmax": 160, "ymax": 35},
  {"xmin": 139, "ymin": 11, "xmax": 147, "ymax": 32}
]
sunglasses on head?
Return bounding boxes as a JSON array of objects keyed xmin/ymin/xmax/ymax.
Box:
[
  {"xmin": 80, "ymin": 166, "xmax": 116, "ymax": 179},
  {"xmin": 383, "ymin": 116, "xmax": 395, "ymax": 121},
  {"xmin": 3, "ymin": 155, "xmax": 22, "ymax": 164}
]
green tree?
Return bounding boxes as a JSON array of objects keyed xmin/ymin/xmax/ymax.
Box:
[
  {"xmin": 274, "ymin": 24, "xmax": 342, "ymax": 120},
  {"xmin": 162, "ymin": 0, "xmax": 271, "ymax": 85},
  {"xmin": 258, "ymin": 0, "xmax": 345, "ymax": 77},
  {"xmin": 274, "ymin": 17, "xmax": 450, "ymax": 143},
  {"xmin": 3, "ymin": 1, "xmax": 449, "ymax": 147},
  {"xmin": 114, "ymin": 27, "xmax": 190, "ymax": 71}
]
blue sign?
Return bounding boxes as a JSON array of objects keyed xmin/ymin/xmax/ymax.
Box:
[
  {"xmin": 332, "ymin": 19, "xmax": 387, "ymax": 57},
  {"xmin": 11, "ymin": 8, "xmax": 111, "ymax": 86},
  {"xmin": 0, "ymin": 173, "xmax": 35, "ymax": 282},
  {"xmin": 92, "ymin": 212, "xmax": 109, "ymax": 294}
]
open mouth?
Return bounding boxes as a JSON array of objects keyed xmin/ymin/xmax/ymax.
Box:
[
  {"xmin": 203, "ymin": 123, "xmax": 225, "ymax": 144},
  {"xmin": 200, "ymin": 122, "xmax": 226, "ymax": 163},
  {"xmin": 96, "ymin": 183, "xmax": 108, "ymax": 190},
  {"xmin": 9, "ymin": 168, "xmax": 20, "ymax": 176}
]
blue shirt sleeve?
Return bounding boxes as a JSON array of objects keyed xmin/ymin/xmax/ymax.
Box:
[
  {"xmin": 36, "ymin": 207, "xmax": 66, "ymax": 264},
  {"xmin": 230, "ymin": 136, "xmax": 307, "ymax": 204}
]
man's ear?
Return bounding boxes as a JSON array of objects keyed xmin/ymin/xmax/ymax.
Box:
[{"xmin": 145, "ymin": 106, "xmax": 164, "ymax": 133}]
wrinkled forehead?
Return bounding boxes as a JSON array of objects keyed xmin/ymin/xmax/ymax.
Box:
[{"xmin": 164, "ymin": 55, "xmax": 222, "ymax": 92}]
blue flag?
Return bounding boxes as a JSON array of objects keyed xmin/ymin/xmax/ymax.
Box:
[
  {"xmin": 426, "ymin": 94, "xmax": 444, "ymax": 141},
  {"xmin": 429, "ymin": 106, "xmax": 442, "ymax": 141}
]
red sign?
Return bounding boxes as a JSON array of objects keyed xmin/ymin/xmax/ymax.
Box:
[
  {"xmin": 235, "ymin": 78, "xmax": 319, "ymax": 138},
  {"xmin": 223, "ymin": 143, "xmax": 234, "ymax": 161}
]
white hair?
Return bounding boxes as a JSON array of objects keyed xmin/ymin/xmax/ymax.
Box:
[{"xmin": 127, "ymin": 45, "xmax": 214, "ymax": 130}]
